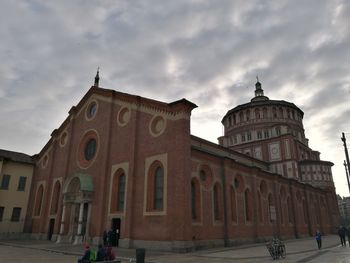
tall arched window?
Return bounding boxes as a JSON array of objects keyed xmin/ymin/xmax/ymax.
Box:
[
  {"xmin": 191, "ymin": 178, "xmax": 201, "ymax": 221},
  {"xmin": 302, "ymin": 199, "xmax": 308, "ymax": 224},
  {"xmin": 154, "ymin": 167, "xmax": 164, "ymax": 210},
  {"xmin": 213, "ymin": 183, "xmax": 222, "ymax": 221},
  {"xmin": 258, "ymin": 192, "xmax": 263, "ymax": 222},
  {"xmin": 244, "ymin": 189, "xmax": 251, "ymax": 222},
  {"xmin": 50, "ymin": 181, "xmax": 61, "ymax": 215},
  {"xmin": 230, "ymin": 186, "xmax": 237, "ymax": 222},
  {"xmin": 117, "ymin": 174, "xmax": 126, "ymax": 211},
  {"xmin": 279, "ymin": 107, "xmax": 284, "ymax": 118},
  {"xmin": 34, "ymin": 185, "xmax": 44, "ymax": 216},
  {"xmin": 272, "ymin": 107, "xmax": 277, "ymax": 118},
  {"xmin": 239, "ymin": 112, "xmax": 244, "ymax": 123},
  {"xmin": 268, "ymin": 194, "xmax": 274, "ymax": 223},
  {"xmin": 287, "ymin": 197, "xmax": 293, "ymax": 224},
  {"xmin": 111, "ymin": 169, "xmax": 126, "ymax": 213},
  {"xmin": 255, "ymin": 108, "xmax": 260, "ymax": 119},
  {"xmin": 246, "ymin": 110, "xmax": 250, "ymax": 121},
  {"xmin": 263, "ymin": 107, "xmax": 268, "ymax": 119}
]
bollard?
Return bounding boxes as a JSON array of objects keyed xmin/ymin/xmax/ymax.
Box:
[{"xmin": 136, "ymin": 248, "xmax": 146, "ymax": 263}]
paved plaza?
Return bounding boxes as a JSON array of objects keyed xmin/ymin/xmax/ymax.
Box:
[{"xmin": 1, "ymin": 235, "xmax": 350, "ymax": 263}]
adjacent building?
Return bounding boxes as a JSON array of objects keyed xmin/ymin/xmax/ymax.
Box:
[
  {"xmin": 24, "ymin": 76, "xmax": 340, "ymax": 251},
  {"xmin": 0, "ymin": 149, "xmax": 34, "ymax": 238}
]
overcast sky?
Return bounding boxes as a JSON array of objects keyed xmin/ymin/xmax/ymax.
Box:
[{"xmin": 1, "ymin": 0, "xmax": 349, "ymax": 196}]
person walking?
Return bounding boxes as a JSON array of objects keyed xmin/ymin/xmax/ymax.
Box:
[
  {"xmin": 338, "ymin": 226, "xmax": 346, "ymax": 246},
  {"xmin": 315, "ymin": 230, "xmax": 322, "ymax": 249}
]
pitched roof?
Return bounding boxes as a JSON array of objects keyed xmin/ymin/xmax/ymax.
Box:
[{"xmin": 0, "ymin": 149, "xmax": 34, "ymax": 164}]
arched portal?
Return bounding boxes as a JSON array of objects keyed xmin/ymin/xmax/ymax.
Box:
[{"xmin": 57, "ymin": 173, "xmax": 94, "ymax": 244}]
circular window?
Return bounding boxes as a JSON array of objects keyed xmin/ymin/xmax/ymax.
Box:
[
  {"xmin": 200, "ymin": 170, "xmax": 207, "ymax": 181},
  {"xmin": 84, "ymin": 139, "xmax": 96, "ymax": 161},
  {"xmin": 60, "ymin": 132, "xmax": 68, "ymax": 147},
  {"xmin": 149, "ymin": 115, "xmax": 166, "ymax": 137},
  {"xmin": 86, "ymin": 101, "xmax": 98, "ymax": 120},
  {"xmin": 117, "ymin": 107, "xmax": 131, "ymax": 127},
  {"xmin": 77, "ymin": 130, "xmax": 99, "ymax": 168}
]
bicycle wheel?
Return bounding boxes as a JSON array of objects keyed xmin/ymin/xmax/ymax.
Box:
[{"xmin": 280, "ymin": 245, "xmax": 286, "ymax": 259}]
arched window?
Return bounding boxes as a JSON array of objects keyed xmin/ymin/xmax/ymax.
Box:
[
  {"xmin": 302, "ymin": 199, "xmax": 308, "ymax": 224},
  {"xmin": 154, "ymin": 167, "xmax": 164, "ymax": 210},
  {"xmin": 50, "ymin": 181, "xmax": 61, "ymax": 215},
  {"xmin": 268, "ymin": 194, "xmax": 275, "ymax": 223},
  {"xmin": 263, "ymin": 107, "xmax": 268, "ymax": 119},
  {"xmin": 230, "ymin": 186, "xmax": 237, "ymax": 222},
  {"xmin": 246, "ymin": 110, "xmax": 250, "ymax": 121},
  {"xmin": 272, "ymin": 107, "xmax": 277, "ymax": 118},
  {"xmin": 110, "ymin": 169, "xmax": 127, "ymax": 213},
  {"xmin": 244, "ymin": 189, "xmax": 251, "ymax": 222},
  {"xmin": 191, "ymin": 178, "xmax": 201, "ymax": 221},
  {"xmin": 145, "ymin": 161, "xmax": 166, "ymax": 213},
  {"xmin": 239, "ymin": 112, "xmax": 244, "ymax": 123},
  {"xmin": 287, "ymin": 197, "xmax": 293, "ymax": 224},
  {"xmin": 34, "ymin": 185, "xmax": 44, "ymax": 216},
  {"xmin": 117, "ymin": 174, "xmax": 126, "ymax": 211},
  {"xmin": 258, "ymin": 192, "xmax": 263, "ymax": 223},
  {"xmin": 279, "ymin": 107, "xmax": 284, "ymax": 118},
  {"xmin": 213, "ymin": 183, "xmax": 222, "ymax": 221},
  {"xmin": 255, "ymin": 108, "xmax": 260, "ymax": 119}
]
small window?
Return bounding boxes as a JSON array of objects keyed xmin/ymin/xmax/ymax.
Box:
[
  {"xmin": 87, "ymin": 102, "xmax": 97, "ymax": 118},
  {"xmin": 84, "ymin": 139, "xmax": 97, "ymax": 161},
  {"xmin": 11, "ymin": 207, "xmax": 21, "ymax": 222},
  {"xmin": 257, "ymin": 131, "xmax": 262, "ymax": 139},
  {"xmin": 264, "ymin": 130, "xmax": 269, "ymax": 138},
  {"xmin": 17, "ymin": 176, "xmax": 27, "ymax": 191},
  {"xmin": 247, "ymin": 132, "xmax": 252, "ymax": 141},
  {"xmin": 0, "ymin": 207, "xmax": 4, "ymax": 221},
  {"xmin": 233, "ymin": 135, "xmax": 237, "ymax": 144},
  {"xmin": 276, "ymin": 127, "xmax": 281, "ymax": 136},
  {"xmin": 0, "ymin": 174, "xmax": 10, "ymax": 189},
  {"xmin": 241, "ymin": 134, "xmax": 246, "ymax": 142}
]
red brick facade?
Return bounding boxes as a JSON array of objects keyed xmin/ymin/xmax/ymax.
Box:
[{"xmin": 25, "ymin": 84, "xmax": 340, "ymax": 251}]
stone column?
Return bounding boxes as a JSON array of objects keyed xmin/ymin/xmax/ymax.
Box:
[
  {"xmin": 56, "ymin": 204, "xmax": 66, "ymax": 243},
  {"xmin": 77, "ymin": 202, "xmax": 84, "ymax": 235},
  {"xmin": 74, "ymin": 202, "xmax": 84, "ymax": 244}
]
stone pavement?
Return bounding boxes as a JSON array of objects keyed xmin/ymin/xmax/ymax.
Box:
[{"xmin": 1, "ymin": 235, "xmax": 350, "ymax": 263}]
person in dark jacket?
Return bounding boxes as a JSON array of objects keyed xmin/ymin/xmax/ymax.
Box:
[
  {"xmin": 338, "ymin": 226, "xmax": 346, "ymax": 246},
  {"xmin": 78, "ymin": 244, "xmax": 91, "ymax": 263},
  {"xmin": 95, "ymin": 244, "xmax": 106, "ymax": 262},
  {"xmin": 315, "ymin": 230, "xmax": 322, "ymax": 249},
  {"xmin": 103, "ymin": 230, "xmax": 108, "ymax": 246}
]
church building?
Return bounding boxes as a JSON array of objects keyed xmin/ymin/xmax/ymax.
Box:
[{"xmin": 25, "ymin": 73, "xmax": 339, "ymax": 251}]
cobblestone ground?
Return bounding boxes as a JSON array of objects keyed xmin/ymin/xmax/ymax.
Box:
[{"xmin": 1, "ymin": 235, "xmax": 350, "ymax": 263}]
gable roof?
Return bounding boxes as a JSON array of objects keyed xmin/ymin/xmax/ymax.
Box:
[{"xmin": 0, "ymin": 149, "xmax": 34, "ymax": 164}]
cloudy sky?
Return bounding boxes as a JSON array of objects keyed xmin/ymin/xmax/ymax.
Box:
[{"xmin": 1, "ymin": 0, "xmax": 349, "ymax": 196}]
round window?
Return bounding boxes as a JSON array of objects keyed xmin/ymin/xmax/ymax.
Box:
[
  {"xmin": 84, "ymin": 139, "xmax": 96, "ymax": 161},
  {"xmin": 87, "ymin": 102, "xmax": 97, "ymax": 119}
]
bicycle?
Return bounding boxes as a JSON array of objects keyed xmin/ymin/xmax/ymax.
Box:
[{"xmin": 266, "ymin": 237, "xmax": 286, "ymax": 260}]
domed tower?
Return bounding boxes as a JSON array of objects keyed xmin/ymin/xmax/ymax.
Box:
[{"xmin": 218, "ymin": 80, "xmax": 334, "ymax": 188}]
